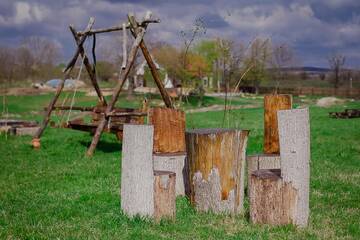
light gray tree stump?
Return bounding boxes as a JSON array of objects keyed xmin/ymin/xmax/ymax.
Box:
[
  {"xmin": 153, "ymin": 153, "xmax": 186, "ymax": 196},
  {"xmin": 246, "ymin": 154, "xmax": 280, "ymax": 190},
  {"xmin": 278, "ymin": 108, "xmax": 310, "ymax": 227},
  {"xmin": 121, "ymin": 124, "xmax": 154, "ymax": 217}
]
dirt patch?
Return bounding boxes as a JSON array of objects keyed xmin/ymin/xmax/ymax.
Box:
[{"xmin": 316, "ymin": 97, "xmax": 345, "ymax": 107}]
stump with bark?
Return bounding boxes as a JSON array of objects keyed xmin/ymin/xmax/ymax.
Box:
[
  {"xmin": 264, "ymin": 94, "xmax": 292, "ymax": 154},
  {"xmin": 121, "ymin": 124, "xmax": 154, "ymax": 217},
  {"xmin": 153, "ymin": 153, "xmax": 186, "ymax": 196},
  {"xmin": 246, "ymin": 154, "xmax": 280, "ymax": 190},
  {"xmin": 250, "ymin": 169, "xmax": 297, "ymax": 225},
  {"xmin": 154, "ymin": 170, "xmax": 176, "ymax": 221},
  {"xmin": 185, "ymin": 128, "xmax": 249, "ymax": 214},
  {"xmin": 149, "ymin": 107, "xmax": 185, "ymax": 154}
]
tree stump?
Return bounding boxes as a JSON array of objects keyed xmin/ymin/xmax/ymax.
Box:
[
  {"xmin": 121, "ymin": 124, "xmax": 154, "ymax": 217},
  {"xmin": 149, "ymin": 107, "xmax": 185, "ymax": 153},
  {"xmin": 278, "ymin": 108, "xmax": 310, "ymax": 227},
  {"xmin": 249, "ymin": 169, "xmax": 297, "ymax": 225},
  {"xmin": 154, "ymin": 170, "xmax": 176, "ymax": 221},
  {"xmin": 153, "ymin": 153, "xmax": 186, "ymax": 196},
  {"xmin": 185, "ymin": 128, "xmax": 249, "ymax": 214},
  {"xmin": 264, "ymin": 94, "xmax": 292, "ymax": 154},
  {"xmin": 246, "ymin": 154, "xmax": 280, "ymax": 190}
]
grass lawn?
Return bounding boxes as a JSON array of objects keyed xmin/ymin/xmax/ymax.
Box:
[{"xmin": 0, "ymin": 93, "xmax": 359, "ymax": 239}]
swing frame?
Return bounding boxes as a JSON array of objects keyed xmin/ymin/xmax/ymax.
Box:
[{"xmin": 32, "ymin": 12, "xmax": 174, "ymax": 156}]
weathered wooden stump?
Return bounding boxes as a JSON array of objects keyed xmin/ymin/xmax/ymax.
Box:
[
  {"xmin": 249, "ymin": 108, "xmax": 310, "ymax": 227},
  {"xmin": 264, "ymin": 94, "xmax": 292, "ymax": 154},
  {"xmin": 185, "ymin": 128, "xmax": 249, "ymax": 214},
  {"xmin": 278, "ymin": 108, "xmax": 310, "ymax": 227},
  {"xmin": 149, "ymin": 107, "xmax": 185, "ymax": 153},
  {"xmin": 153, "ymin": 153, "xmax": 186, "ymax": 196},
  {"xmin": 121, "ymin": 124, "xmax": 154, "ymax": 217},
  {"xmin": 246, "ymin": 154, "xmax": 280, "ymax": 190},
  {"xmin": 250, "ymin": 169, "xmax": 297, "ymax": 225},
  {"xmin": 154, "ymin": 170, "xmax": 176, "ymax": 221}
]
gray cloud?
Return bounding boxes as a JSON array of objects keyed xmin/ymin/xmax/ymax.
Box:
[{"xmin": 0, "ymin": 0, "xmax": 359, "ymax": 67}]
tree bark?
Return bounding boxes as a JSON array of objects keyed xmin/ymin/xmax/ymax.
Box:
[
  {"xmin": 153, "ymin": 153, "xmax": 186, "ymax": 196},
  {"xmin": 250, "ymin": 169, "xmax": 297, "ymax": 225},
  {"xmin": 185, "ymin": 128, "xmax": 249, "ymax": 214},
  {"xmin": 264, "ymin": 94, "xmax": 292, "ymax": 154},
  {"xmin": 246, "ymin": 154, "xmax": 280, "ymax": 191},
  {"xmin": 149, "ymin": 107, "xmax": 186, "ymax": 154},
  {"xmin": 278, "ymin": 108, "xmax": 310, "ymax": 227},
  {"xmin": 121, "ymin": 124, "xmax": 154, "ymax": 217},
  {"xmin": 154, "ymin": 170, "xmax": 176, "ymax": 221}
]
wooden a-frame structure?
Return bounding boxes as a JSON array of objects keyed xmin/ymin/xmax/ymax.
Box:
[{"xmin": 32, "ymin": 12, "xmax": 174, "ymax": 156}]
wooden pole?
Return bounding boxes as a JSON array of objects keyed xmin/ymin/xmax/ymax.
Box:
[
  {"xmin": 121, "ymin": 124, "xmax": 154, "ymax": 217},
  {"xmin": 278, "ymin": 108, "xmax": 310, "ymax": 227},
  {"xmin": 185, "ymin": 128, "xmax": 249, "ymax": 214},
  {"xmin": 86, "ymin": 19, "xmax": 146, "ymax": 156},
  {"xmin": 154, "ymin": 170, "xmax": 176, "ymax": 221},
  {"xmin": 32, "ymin": 18, "xmax": 95, "ymax": 147},
  {"xmin": 69, "ymin": 25, "xmax": 107, "ymax": 106},
  {"xmin": 128, "ymin": 15, "xmax": 174, "ymax": 109},
  {"xmin": 264, "ymin": 94, "xmax": 292, "ymax": 154},
  {"xmin": 149, "ymin": 107, "xmax": 185, "ymax": 153}
]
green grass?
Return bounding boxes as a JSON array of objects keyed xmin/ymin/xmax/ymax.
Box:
[{"xmin": 0, "ymin": 93, "xmax": 359, "ymax": 239}]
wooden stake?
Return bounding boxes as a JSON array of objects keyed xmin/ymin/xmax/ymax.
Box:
[{"xmin": 264, "ymin": 94, "xmax": 292, "ymax": 154}]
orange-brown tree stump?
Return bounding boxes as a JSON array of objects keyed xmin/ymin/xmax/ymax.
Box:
[
  {"xmin": 149, "ymin": 107, "xmax": 185, "ymax": 154},
  {"xmin": 154, "ymin": 170, "xmax": 176, "ymax": 221},
  {"xmin": 249, "ymin": 169, "xmax": 297, "ymax": 225},
  {"xmin": 264, "ymin": 94, "xmax": 292, "ymax": 154},
  {"xmin": 185, "ymin": 129, "xmax": 249, "ymax": 214}
]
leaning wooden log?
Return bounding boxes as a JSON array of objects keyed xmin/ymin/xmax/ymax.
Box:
[
  {"xmin": 250, "ymin": 169, "xmax": 297, "ymax": 225},
  {"xmin": 329, "ymin": 109, "xmax": 360, "ymax": 119},
  {"xmin": 264, "ymin": 94, "xmax": 292, "ymax": 154},
  {"xmin": 149, "ymin": 107, "xmax": 185, "ymax": 154},
  {"xmin": 277, "ymin": 108, "xmax": 310, "ymax": 227},
  {"xmin": 121, "ymin": 124, "xmax": 154, "ymax": 217},
  {"xmin": 185, "ymin": 128, "xmax": 249, "ymax": 214},
  {"xmin": 154, "ymin": 170, "xmax": 176, "ymax": 221},
  {"xmin": 153, "ymin": 153, "xmax": 186, "ymax": 196},
  {"xmin": 128, "ymin": 14, "xmax": 174, "ymax": 109},
  {"xmin": 69, "ymin": 25, "xmax": 107, "ymax": 106},
  {"xmin": 246, "ymin": 154, "xmax": 280, "ymax": 191},
  {"xmin": 32, "ymin": 18, "xmax": 95, "ymax": 148},
  {"xmin": 86, "ymin": 19, "xmax": 146, "ymax": 156}
]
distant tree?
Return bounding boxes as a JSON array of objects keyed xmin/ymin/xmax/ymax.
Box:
[
  {"xmin": 0, "ymin": 46, "xmax": 16, "ymax": 84},
  {"xmin": 271, "ymin": 43, "xmax": 294, "ymax": 89},
  {"xmin": 328, "ymin": 53, "xmax": 346, "ymax": 89}
]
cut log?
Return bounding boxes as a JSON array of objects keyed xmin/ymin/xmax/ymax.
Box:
[
  {"xmin": 154, "ymin": 170, "xmax": 176, "ymax": 221},
  {"xmin": 264, "ymin": 94, "xmax": 292, "ymax": 154},
  {"xmin": 121, "ymin": 124, "xmax": 154, "ymax": 217},
  {"xmin": 149, "ymin": 107, "xmax": 185, "ymax": 153},
  {"xmin": 12, "ymin": 127, "xmax": 40, "ymax": 136},
  {"xmin": 278, "ymin": 108, "xmax": 310, "ymax": 227},
  {"xmin": 246, "ymin": 154, "xmax": 280, "ymax": 191},
  {"xmin": 185, "ymin": 128, "xmax": 249, "ymax": 214},
  {"xmin": 249, "ymin": 169, "xmax": 297, "ymax": 225},
  {"xmin": 153, "ymin": 153, "xmax": 186, "ymax": 196}
]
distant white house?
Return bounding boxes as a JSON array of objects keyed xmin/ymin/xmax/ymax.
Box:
[{"xmin": 134, "ymin": 59, "xmax": 174, "ymax": 88}]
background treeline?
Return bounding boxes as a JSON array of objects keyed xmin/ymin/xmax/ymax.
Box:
[{"xmin": 1, "ymin": 35, "xmax": 359, "ymax": 91}]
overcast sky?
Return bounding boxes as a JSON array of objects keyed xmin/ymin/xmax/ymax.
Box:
[{"xmin": 0, "ymin": 0, "xmax": 359, "ymax": 68}]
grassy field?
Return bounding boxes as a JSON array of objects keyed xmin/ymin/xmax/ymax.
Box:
[{"xmin": 0, "ymin": 92, "xmax": 359, "ymax": 239}]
